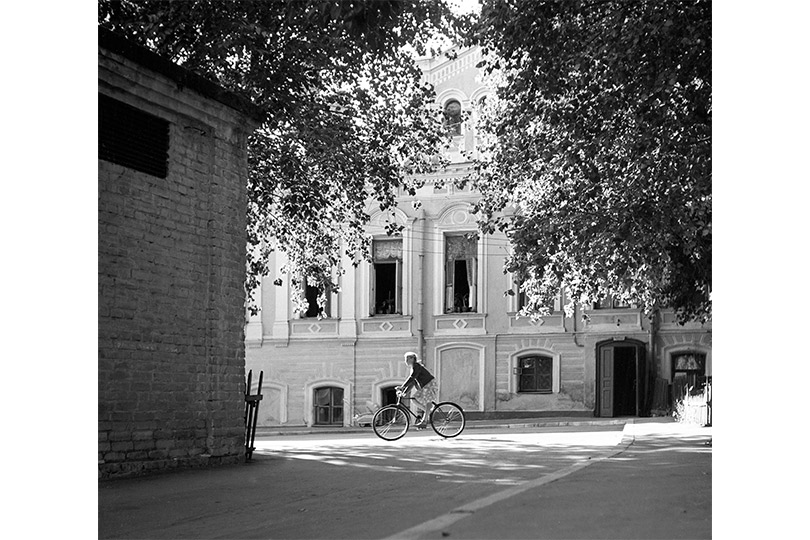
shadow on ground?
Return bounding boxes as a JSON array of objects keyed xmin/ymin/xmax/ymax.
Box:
[{"xmin": 253, "ymin": 428, "xmax": 640, "ymax": 485}]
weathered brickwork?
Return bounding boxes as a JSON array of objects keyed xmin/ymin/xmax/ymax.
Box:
[{"xmin": 98, "ymin": 30, "xmax": 260, "ymax": 478}]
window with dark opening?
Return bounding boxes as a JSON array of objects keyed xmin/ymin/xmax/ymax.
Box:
[
  {"xmin": 517, "ymin": 355, "xmax": 553, "ymax": 393},
  {"xmin": 303, "ymin": 280, "xmax": 330, "ymax": 318},
  {"xmin": 453, "ymin": 260, "xmax": 471, "ymax": 308},
  {"xmin": 99, "ymin": 93, "xmax": 169, "ymax": 178},
  {"xmin": 381, "ymin": 386, "xmax": 399, "ymax": 407},
  {"xmin": 443, "ymin": 99, "xmax": 462, "ymax": 136},
  {"xmin": 516, "ymin": 278, "xmax": 528, "ymax": 311},
  {"xmin": 445, "ymin": 234, "xmax": 477, "ymax": 312},
  {"xmin": 372, "ymin": 239, "xmax": 402, "ymax": 315}
]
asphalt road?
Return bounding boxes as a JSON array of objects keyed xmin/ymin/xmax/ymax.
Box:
[{"xmin": 98, "ymin": 422, "xmax": 711, "ymax": 539}]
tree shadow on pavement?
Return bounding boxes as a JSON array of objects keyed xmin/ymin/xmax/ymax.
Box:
[{"xmin": 253, "ymin": 429, "xmax": 628, "ymax": 486}]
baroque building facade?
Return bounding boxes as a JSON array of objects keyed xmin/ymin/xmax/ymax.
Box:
[{"xmin": 244, "ymin": 47, "xmax": 712, "ymax": 427}]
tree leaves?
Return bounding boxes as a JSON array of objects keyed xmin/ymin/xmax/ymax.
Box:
[
  {"xmin": 100, "ymin": 0, "xmax": 466, "ymax": 316},
  {"xmin": 470, "ymin": 0, "xmax": 711, "ymax": 324}
]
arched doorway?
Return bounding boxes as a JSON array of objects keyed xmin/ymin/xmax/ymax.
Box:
[
  {"xmin": 596, "ymin": 339, "xmax": 648, "ymax": 417},
  {"xmin": 380, "ymin": 385, "xmax": 399, "ymax": 407}
]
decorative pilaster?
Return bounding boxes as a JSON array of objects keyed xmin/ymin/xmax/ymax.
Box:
[
  {"xmin": 272, "ymin": 250, "xmax": 290, "ymax": 343},
  {"xmin": 245, "ymin": 278, "xmax": 263, "ymax": 346},
  {"xmin": 339, "ymin": 251, "xmax": 357, "ymax": 339}
]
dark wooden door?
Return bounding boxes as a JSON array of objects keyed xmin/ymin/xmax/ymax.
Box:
[{"xmin": 599, "ymin": 348, "xmax": 614, "ymax": 417}]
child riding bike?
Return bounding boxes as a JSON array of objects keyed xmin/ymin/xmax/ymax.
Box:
[{"xmin": 395, "ymin": 351, "xmax": 438, "ymax": 428}]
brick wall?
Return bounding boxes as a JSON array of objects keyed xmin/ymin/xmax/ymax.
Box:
[{"xmin": 98, "ymin": 34, "xmax": 259, "ymax": 478}]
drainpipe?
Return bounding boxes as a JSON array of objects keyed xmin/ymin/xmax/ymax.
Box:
[
  {"xmin": 414, "ymin": 209, "xmax": 426, "ymax": 362},
  {"xmin": 645, "ymin": 307, "xmax": 659, "ymax": 416},
  {"xmin": 570, "ymin": 292, "xmax": 584, "ymax": 348}
]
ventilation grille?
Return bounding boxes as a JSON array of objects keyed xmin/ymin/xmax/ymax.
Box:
[{"xmin": 99, "ymin": 94, "xmax": 169, "ymax": 178}]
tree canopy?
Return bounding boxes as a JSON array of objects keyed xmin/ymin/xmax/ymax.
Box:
[
  {"xmin": 470, "ymin": 0, "xmax": 711, "ymax": 323},
  {"xmin": 100, "ymin": 1, "xmax": 711, "ymax": 324},
  {"xmin": 99, "ymin": 0, "xmax": 471, "ymax": 314}
]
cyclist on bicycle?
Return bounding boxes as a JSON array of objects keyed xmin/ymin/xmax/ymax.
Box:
[{"xmin": 396, "ymin": 351, "xmax": 438, "ymax": 428}]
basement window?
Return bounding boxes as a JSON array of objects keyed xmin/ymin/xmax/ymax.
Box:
[{"xmin": 516, "ymin": 355, "xmax": 553, "ymax": 393}]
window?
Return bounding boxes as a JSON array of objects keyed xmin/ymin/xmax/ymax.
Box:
[
  {"xmin": 443, "ymin": 99, "xmax": 462, "ymax": 136},
  {"xmin": 445, "ymin": 234, "xmax": 477, "ymax": 313},
  {"xmin": 313, "ymin": 386, "xmax": 343, "ymax": 425},
  {"xmin": 372, "ymin": 239, "xmax": 402, "ymax": 315},
  {"xmin": 516, "ymin": 355, "xmax": 553, "ymax": 393},
  {"xmin": 99, "ymin": 94, "xmax": 169, "ymax": 178},
  {"xmin": 594, "ymin": 296, "xmax": 630, "ymax": 309},
  {"xmin": 518, "ymin": 288, "xmax": 527, "ymax": 311},
  {"xmin": 513, "ymin": 277, "xmax": 529, "ymax": 311},
  {"xmin": 672, "ymin": 353, "xmax": 706, "ymax": 388},
  {"xmin": 303, "ymin": 279, "xmax": 330, "ymax": 318},
  {"xmin": 515, "ymin": 279, "xmax": 559, "ymax": 312}
]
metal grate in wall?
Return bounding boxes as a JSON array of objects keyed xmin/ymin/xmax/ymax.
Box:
[{"xmin": 99, "ymin": 93, "xmax": 169, "ymax": 178}]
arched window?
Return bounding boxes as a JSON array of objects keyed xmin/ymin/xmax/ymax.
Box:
[{"xmin": 443, "ymin": 99, "xmax": 462, "ymax": 136}]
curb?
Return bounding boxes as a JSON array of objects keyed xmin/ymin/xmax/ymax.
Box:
[
  {"xmin": 254, "ymin": 417, "xmax": 634, "ymax": 437},
  {"xmin": 470, "ymin": 418, "xmax": 629, "ymax": 430}
]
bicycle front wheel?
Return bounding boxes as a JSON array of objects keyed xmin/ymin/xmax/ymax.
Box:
[
  {"xmin": 372, "ymin": 405, "xmax": 410, "ymax": 441},
  {"xmin": 430, "ymin": 402, "xmax": 465, "ymax": 438}
]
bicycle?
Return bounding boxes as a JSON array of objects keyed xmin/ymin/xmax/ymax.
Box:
[{"xmin": 371, "ymin": 393, "xmax": 465, "ymax": 441}]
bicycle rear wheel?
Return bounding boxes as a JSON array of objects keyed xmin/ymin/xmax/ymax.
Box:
[
  {"xmin": 430, "ymin": 402, "xmax": 465, "ymax": 438},
  {"xmin": 372, "ymin": 405, "xmax": 410, "ymax": 441}
]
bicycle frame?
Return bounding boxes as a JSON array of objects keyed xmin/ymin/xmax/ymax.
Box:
[
  {"xmin": 393, "ymin": 394, "xmax": 433, "ymax": 418},
  {"xmin": 372, "ymin": 394, "xmax": 466, "ymax": 440}
]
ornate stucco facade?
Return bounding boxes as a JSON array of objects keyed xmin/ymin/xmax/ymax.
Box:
[{"xmin": 244, "ymin": 47, "xmax": 711, "ymax": 427}]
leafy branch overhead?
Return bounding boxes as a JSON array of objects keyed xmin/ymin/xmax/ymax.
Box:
[
  {"xmin": 100, "ymin": 0, "xmax": 472, "ymax": 316},
  {"xmin": 470, "ymin": 0, "xmax": 711, "ymax": 323},
  {"xmin": 100, "ymin": 1, "xmax": 711, "ymax": 324}
]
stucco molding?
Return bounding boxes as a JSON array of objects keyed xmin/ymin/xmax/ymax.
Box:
[{"xmin": 434, "ymin": 342, "xmax": 486, "ymax": 412}]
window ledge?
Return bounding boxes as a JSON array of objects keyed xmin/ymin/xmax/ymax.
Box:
[
  {"xmin": 360, "ymin": 316, "xmax": 412, "ymax": 337},
  {"xmin": 659, "ymin": 309, "xmax": 712, "ymax": 330},
  {"xmin": 508, "ymin": 312, "xmax": 564, "ymax": 333},
  {"xmin": 583, "ymin": 310, "xmax": 642, "ymax": 330},
  {"xmin": 435, "ymin": 313, "xmax": 486, "ymax": 334},
  {"xmin": 289, "ymin": 318, "xmax": 340, "ymax": 337}
]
